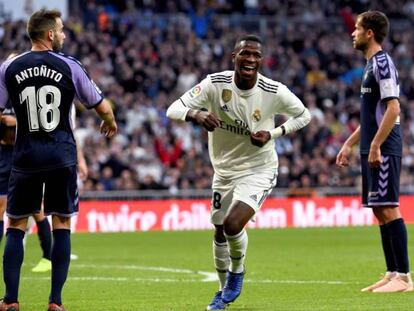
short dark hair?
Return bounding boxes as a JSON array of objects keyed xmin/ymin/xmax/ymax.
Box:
[
  {"xmin": 234, "ymin": 34, "xmax": 263, "ymax": 50},
  {"xmin": 358, "ymin": 11, "xmax": 389, "ymax": 44},
  {"xmin": 27, "ymin": 9, "xmax": 62, "ymax": 42}
]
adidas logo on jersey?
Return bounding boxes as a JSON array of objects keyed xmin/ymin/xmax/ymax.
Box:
[{"xmin": 249, "ymin": 194, "xmax": 258, "ymax": 202}]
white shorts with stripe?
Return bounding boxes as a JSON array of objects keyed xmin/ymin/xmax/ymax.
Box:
[{"xmin": 210, "ymin": 168, "xmax": 278, "ymax": 225}]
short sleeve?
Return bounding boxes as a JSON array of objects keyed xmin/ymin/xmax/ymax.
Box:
[
  {"xmin": 70, "ymin": 60, "xmax": 104, "ymax": 108},
  {"xmin": 373, "ymin": 53, "xmax": 399, "ymax": 101}
]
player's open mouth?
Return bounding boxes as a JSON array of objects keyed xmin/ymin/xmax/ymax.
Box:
[{"xmin": 241, "ymin": 65, "xmax": 256, "ymax": 74}]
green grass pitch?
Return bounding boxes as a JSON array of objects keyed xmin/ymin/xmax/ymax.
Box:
[{"xmin": 1, "ymin": 226, "xmax": 414, "ymax": 310}]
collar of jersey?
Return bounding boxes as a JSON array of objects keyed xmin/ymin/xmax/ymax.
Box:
[{"xmin": 231, "ymin": 72, "xmax": 260, "ymax": 97}]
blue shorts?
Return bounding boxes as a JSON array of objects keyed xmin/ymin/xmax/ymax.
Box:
[
  {"xmin": 0, "ymin": 145, "xmax": 13, "ymax": 196},
  {"xmin": 7, "ymin": 165, "xmax": 79, "ymax": 219},
  {"xmin": 361, "ymin": 154, "xmax": 400, "ymax": 208}
]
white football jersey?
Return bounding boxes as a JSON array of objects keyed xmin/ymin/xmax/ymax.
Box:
[{"xmin": 179, "ymin": 70, "xmax": 307, "ymax": 179}]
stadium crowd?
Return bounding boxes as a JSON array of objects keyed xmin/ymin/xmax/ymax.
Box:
[{"xmin": 2, "ymin": 0, "xmax": 414, "ymax": 194}]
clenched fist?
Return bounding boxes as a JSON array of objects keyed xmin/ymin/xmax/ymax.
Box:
[{"xmin": 250, "ymin": 131, "xmax": 271, "ymax": 147}]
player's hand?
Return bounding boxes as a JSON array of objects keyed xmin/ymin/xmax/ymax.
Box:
[
  {"xmin": 194, "ymin": 111, "xmax": 221, "ymax": 131},
  {"xmin": 336, "ymin": 144, "xmax": 351, "ymax": 167},
  {"xmin": 1, "ymin": 115, "xmax": 16, "ymax": 127},
  {"xmin": 368, "ymin": 144, "xmax": 382, "ymax": 167},
  {"xmin": 100, "ymin": 120, "xmax": 117, "ymax": 138},
  {"xmin": 77, "ymin": 159, "xmax": 88, "ymax": 181},
  {"xmin": 250, "ymin": 131, "xmax": 271, "ymax": 147}
]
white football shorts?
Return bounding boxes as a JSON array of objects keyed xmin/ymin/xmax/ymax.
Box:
[{"xmin": 210, "ymin": 168, "xmax": 278, "ymax": 225}]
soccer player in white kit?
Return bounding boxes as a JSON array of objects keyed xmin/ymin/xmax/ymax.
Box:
[{"xmin": 167, "ymin": 35, "xmax": 311, "ymax": 310}]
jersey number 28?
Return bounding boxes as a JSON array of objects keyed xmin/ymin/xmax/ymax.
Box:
[{"xmin": 19, "ymin": 85, "xmax": 61, "ymax": 132}]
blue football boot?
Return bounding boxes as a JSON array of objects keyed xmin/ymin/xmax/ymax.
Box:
[
  {"xmin": 221, "ymin": 271, "xmax": 245, "ymax": 303},
  {"xmin": 206, "ymin": 291, "xmax": 227, "ymax": 310}
]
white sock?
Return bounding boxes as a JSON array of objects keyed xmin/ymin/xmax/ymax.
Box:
[
  {"xmin": 398, "ymin": 272, "xmax": 408, "ymax": 277},
  {"xmin": 213, "ymin": 240, "xmax": 230, "ymax": 290},
  {"xmin": 225, "ymin": 229, "xmax": 248, "ymax": 274}
]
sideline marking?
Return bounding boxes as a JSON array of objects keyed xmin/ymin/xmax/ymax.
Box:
[
  {"xmin": 70, "ymin": 263, "xmax": 217, "ymax": 282},
  {"xmin": 26, "ymin": 263, "xmax": 363, "ymax": 284},
  {"xmin": 22, "ymin": 276, "xmax": 362, "ymax": 285}
]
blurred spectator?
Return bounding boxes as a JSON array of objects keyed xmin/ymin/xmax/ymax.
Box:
[
  {"xmin": 187, "ymin": 6, "xmax": 213, "ymax": 39},
  {"xmin": 3, "ymin": 0, "xmax": 414, "ymax": 192}
]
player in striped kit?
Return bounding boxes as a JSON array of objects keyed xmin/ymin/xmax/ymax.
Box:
[{"xmin": 167, "ymin": 35, "xmax": 311, "ymax": 310}]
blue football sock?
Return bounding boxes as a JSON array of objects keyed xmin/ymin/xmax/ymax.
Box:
[
  {"xmin": 380, "ymin": 224, "xmax": 397, "ymax": 272},
  {"xmin": 387, "ymin": 218, "xmax": 410, "ymax": 274},
  {"xmin": 3, "ymin": 227, "xmax": 25, "ymax": 304},
  {"xmin": 36, "ymin": 218, "xmax": 52, "ymax": 260},
  {"xmin": 49, "ymin": 229, "xmax": 71, "ymax": 305}
]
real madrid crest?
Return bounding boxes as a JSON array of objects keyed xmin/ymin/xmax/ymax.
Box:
[
  {"xmin": 222, "ymin": 89, "xmax": 232, "ymax": 103},
  {"xmin": 252, "ymin": 109, "xmax": 261, "ymax": 122}
]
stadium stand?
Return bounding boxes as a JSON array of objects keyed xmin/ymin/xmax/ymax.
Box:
[{"xmin": 2, "ymin": 0, "xmax": 414, "ymax": 196}]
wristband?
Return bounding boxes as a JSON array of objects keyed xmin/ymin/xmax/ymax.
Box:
[{"xmin": 270, "ymin": 127, "xmax": 283, "ymax": 139}]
